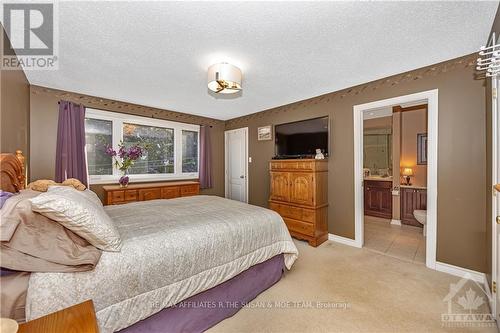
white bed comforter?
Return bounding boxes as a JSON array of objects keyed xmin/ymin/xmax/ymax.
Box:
[{"xmin": 26, "ymin": 195, "xmax": 298, "ymax": 332}]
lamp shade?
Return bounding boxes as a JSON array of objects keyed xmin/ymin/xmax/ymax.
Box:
[
  {"xmin": 207, "ymin": 63, "xmax": 242, "ymax": 94},
  {"xmin": 402, "ymin": 167, "xmax": 414, "ymax": 176}
]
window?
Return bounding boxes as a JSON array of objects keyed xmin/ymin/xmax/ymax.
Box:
[
  {"xmin": 182, "ymin": 130, "xmax": 198, "ymax": 173},
  {"xmin": 85, "ymin": 109, "xmax": 199, "ymax": 184},
  {"xmin": 85, "ymin": 118, "xmax": 113, "ymax": 175},
  {"xmin": 123, "ymin": 123, "xmax": 175, "ymax": 174}
]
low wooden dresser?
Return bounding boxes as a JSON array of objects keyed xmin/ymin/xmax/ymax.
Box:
[
  {"xmin": 103, "ymin": 181, "xmax": 200, "ymax": 205},
  {"xmin": 18, "ymin": 300, "xmax": 98, "ymax": 333},
  {"xmin": 268, "ymin": 159, "xmax": 328, "ymax": 247}
]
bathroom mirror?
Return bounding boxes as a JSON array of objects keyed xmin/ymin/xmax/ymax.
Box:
[{"xmin": 363, "ymin": 128, "xmax": 392, "ymax": 176}]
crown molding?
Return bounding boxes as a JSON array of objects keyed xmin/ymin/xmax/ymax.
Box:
[
  {"xmin": 30, "ymin": 85, "xmax": 223, "ymax": 127},
  {"xmin": 225, "ymin": 54, "xmax": 477, "ymax": 127}
]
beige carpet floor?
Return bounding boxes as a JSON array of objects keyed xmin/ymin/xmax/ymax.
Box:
[{"xmin": 209, "ymin": 240, "xmax": 496, "ymax": 333}]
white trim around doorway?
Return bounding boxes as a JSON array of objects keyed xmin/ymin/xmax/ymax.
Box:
[{"xmin": 353, "ymin": 89, "xmax": 438, "ymax": 270}]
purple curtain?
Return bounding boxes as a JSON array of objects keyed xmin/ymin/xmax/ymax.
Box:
[
  {"xmin": 55, "ymin": 101, "xmax": 88, "ymax": 186},
  {"xmin": 199, "ymin": 125, "xmax": 212, "ymax": 189}
]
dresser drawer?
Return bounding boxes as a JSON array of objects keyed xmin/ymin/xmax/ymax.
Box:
[
  {"xmin": 269, "ymin": 202, "xmax": 286, "ymax": 217},
  {"xmin": 271, "ymin": 161, "xmax": 314, "ymax": 171},
  {"xmin": 112, "ymin": 191, "xmax": 125, "ymax": 202},
  {"xmin": 162, "ymin": 186, "xmax": 180, "ymax": 199},
  {"xmin": 269, "ymin": 203, "xmax": 315, "ymax": 223},
  {"xmin": 283, "ymin": 217, "xmax": 314, "ymax": 236},
  {"xmin": 301, "ymin": 208, "xmax": 315, "ymax": 223},
  {"xmin": 180, "ymin": 184, "xmax": 199, "ymax": 197},
  {"xmin": 103, "ymin": 182, "xmax": 200, "ymax": 205},
  {"xmin": 138, "ymin": 188, "xmax": 162, "ymax": 201},
  {"xmin": 124, "ymin": 190, "xmax": 138, "ymax": 201}
]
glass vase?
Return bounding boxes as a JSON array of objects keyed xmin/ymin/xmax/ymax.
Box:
[{"xmin": 119, "ymin": 170, "xmax": 130, "ymax": 188}]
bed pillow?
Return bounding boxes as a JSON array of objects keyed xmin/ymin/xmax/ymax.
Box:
[
  {"xmin": 48, "ymin": 186, "xmax": 103, "ymax": 207},
  {"xmin": 30, "ymin": 187, "xmax": 122, "ymax": 252},
  {"xmin": 1, "ymin": 189, "xmax": 101, "ymax": 272},
  {"xmin": 79, "ymin": 189, "xmax": 104, "ymax": 207}
]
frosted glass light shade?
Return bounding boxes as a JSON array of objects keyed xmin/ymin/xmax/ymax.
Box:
[{"xmin": 207, "ymin": 63, "xmax": 242, "ymax": 94}]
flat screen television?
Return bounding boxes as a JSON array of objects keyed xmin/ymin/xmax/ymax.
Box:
[{"xmin": 274, "ymin": 116, "xmax": 329, "ymax": 159}]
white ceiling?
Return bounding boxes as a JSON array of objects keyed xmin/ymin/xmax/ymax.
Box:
[{"xmin": 19, "ymin": 1, "xmax": 498, "ymax": 120}]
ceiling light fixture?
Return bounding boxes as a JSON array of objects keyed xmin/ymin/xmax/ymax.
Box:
[{"xmin": 207, "ymin": 63, "xmax": 242, "ymax": 94}]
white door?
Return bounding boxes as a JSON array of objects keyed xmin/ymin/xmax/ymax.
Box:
[
  {"xmin": 225, "ymin": 128, "xmax": 248, "ymax": 203},
  {"xmin": 494, "ymin": 76, "xmax": 500, "ymax": 322}
]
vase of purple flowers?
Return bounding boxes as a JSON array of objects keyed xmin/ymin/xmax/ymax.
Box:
[
  {"xmin": 105, "ymin": 142, "xmax": 146, "ymax": 188},
  {"xmin": 118, "ymin": 170, "xmax": 130, "ymax": 188}
]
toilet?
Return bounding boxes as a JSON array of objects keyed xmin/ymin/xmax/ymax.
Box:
[{"xmin": 413, "ymin": 210, "xmax": 427, "ymax": 236}]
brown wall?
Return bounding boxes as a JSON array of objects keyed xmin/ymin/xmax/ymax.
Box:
[
  {"xmin": 400, "ymin": 109, "xmax": 427, "ymax": 187},
  {"xmin": 226, "ymin": 54, "xmax": 488, "ymax": 272},
  {"xmin": 364, "ymin": 116, "xmax": 392, "ymax": 130},
  {"xmin": 29, "ymin": 86, "xmax": 225, "ymax": 200},
  {"xmin": 0, "ymin": 29, "xmax": 30, "ymax": 166}
]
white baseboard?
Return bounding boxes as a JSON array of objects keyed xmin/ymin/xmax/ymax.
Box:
[
  {"xmin": 328, "ymin": 234, "xmax": 362, "ymax": 248},
  {"xmin": 435, "ymin": 261, "xmax": 493, "ymax": 317},
  {"xmin": 435, "ymin": 261, "xmax": 485, "ymax": 283},
  {"xmin": 390, "ymin": 219, "xmax": 401, "ymax": 226}
]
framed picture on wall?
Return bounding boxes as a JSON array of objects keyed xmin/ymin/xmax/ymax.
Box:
[
  {"xmin": 257, "ymin": 125, "xmax": 272, "ymax": 141},
  {"xmin": 417, "ymin": 133, "xmax": 427, "ymax": 165}
]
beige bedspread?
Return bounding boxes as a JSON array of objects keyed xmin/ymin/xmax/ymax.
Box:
[
  {"xmin": 1, "ymin": 190, "xmax": 101, "ymax": 272},
  {"xmin": 26, "ymin": 195, "xmax": 298, "ymax": 333}
]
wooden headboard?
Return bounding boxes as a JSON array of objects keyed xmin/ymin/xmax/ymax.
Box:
[{"xmin": 0, "ymin": 150, "xmax": 26, "ymax": 193}]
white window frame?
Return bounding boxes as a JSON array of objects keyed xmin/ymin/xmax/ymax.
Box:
[{"xmin": 85, "ymin": 108, "xmax": 200, "ymax": 184}]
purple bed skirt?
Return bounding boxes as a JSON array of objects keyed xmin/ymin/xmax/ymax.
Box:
[{"xmin": 119, "ymin": 254, "xmax": 285, "ymax": 333}]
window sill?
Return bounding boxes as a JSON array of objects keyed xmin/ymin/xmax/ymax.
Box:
[{"xmin": 89, "ymin": 174, "xmax": 199, "ymax": 185}]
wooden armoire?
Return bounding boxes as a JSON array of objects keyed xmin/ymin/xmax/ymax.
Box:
[{"xmin": 268, "ymin": 159, "xmax": 328, "ymax": 247}]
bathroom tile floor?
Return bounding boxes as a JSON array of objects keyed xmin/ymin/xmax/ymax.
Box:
[{"xmin": 364, "ymin": 216, "xmax": 425, "ymax": 264}]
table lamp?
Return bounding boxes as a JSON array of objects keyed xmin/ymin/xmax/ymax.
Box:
[{"xmin": 402, "ymin": 167, "xmax": 413, "ymax": 185}]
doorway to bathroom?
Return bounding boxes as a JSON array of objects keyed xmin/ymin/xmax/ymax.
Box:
[
  {"xmin": 363, "ymin": 103, "xmax": 427, "ymax": 264},
  {"xmin": 353, "ymin": 90, "xmax": 438, "ymax": 269}
]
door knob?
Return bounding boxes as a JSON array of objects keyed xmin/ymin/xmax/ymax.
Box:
[
  {"xmin": 240, "ymin": 175, "xmax": 245, "ymax": 179},
  {"xmin": 497, "ymin": 216, "xmax": 500, "ymax": 224}
]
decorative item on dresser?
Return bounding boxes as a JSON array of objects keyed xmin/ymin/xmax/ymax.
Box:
[
  {"xmin": 268, "ymin": 159, "xmax": 328, "ymax": 247},
  {"xmin": 364, "ymin": 180, "xmax": 392, "ymax": 219},
  {"xmin": 104, "ymin": 141, "xmax": 147, "ymax": 188},
  {"xmin": 103, "ymin": 181, "xmax": 200, "ymax": 205},
  {"xmin": 400, "ymin": 186, "xmax": 427, "ymax": 226}
]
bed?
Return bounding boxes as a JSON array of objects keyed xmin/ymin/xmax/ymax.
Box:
[{"xmin": 0, "ymin": 151, "xmax": 299, "ymax": 333}]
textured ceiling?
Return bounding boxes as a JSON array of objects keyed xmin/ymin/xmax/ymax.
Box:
[{"xmin": 18, "ymin": 1, "xmax": 498, "ymax": 120}]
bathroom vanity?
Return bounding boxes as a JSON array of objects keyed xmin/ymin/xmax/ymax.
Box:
[
  {"xmin": 364, "ymin": 179, "xmax": 393, "ymax": 219},
  {"xmin": 400, "ymin": 186, "xmax": 427, "ymax": 226}
]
